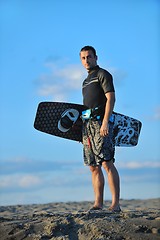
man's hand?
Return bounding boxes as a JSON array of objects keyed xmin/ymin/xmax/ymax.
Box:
[
  {"xmin": 100, "ymin": 121, "xmax": 109, "ymax": 137},
  {"xmin": 100, "ymin": 92, "xmax": 115, "ymax": 137}
]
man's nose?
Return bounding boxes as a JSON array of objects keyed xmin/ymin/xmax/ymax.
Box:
[{"xmin": 85, "ymin": 57, "xmax": 89, "ymax": 63}]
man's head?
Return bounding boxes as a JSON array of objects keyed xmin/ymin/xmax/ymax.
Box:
[{"xmin": 80, "ymin": 46, "xmax": 97, "ymax": 71}]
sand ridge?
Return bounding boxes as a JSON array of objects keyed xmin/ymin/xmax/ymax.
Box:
[{"xmin": 0, "ymin": 199, "xmax": 160, "ymax": 240}]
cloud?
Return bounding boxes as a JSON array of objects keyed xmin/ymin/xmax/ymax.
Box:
[
  {"xmin": 116, "ymin": 161, "xmax": 160, "ymax": 184},
  {"xmin": 1, "ymin": 157, "xmax": 160, "ymax": 176},
  {"xmin": 35, "ymin": 58, "xmax": 127, "ymax": 102},
  {"xmin": 121, "ymin": 173, "xmax": 159, "ymax": 183},
  {"xmin": 0, "ymin": 156, "xmax": 88, "ymax": 192},
  {"xmin": 0, "ymin": 174, "xmax": 41, "ymax": 189},
  {"xmin": 107, "ymin": 67, "xmax": 127, "ymax": 87},
  {"xmin": 0, "ymin": 156, "xmax": 82, "ymax": 175},
  {"xmin": 117, "ymin": 160, "xmax": 160, "ymax": 169},
  {"xmin": 0, "ymin": 169, "xmax": 89, "ymax": 192},
  {"xmin": 19, "ymin": 175, "xmax": 41, "ymax": 188},
  {"xmin": 153, "ymin": 106, "xmax": 160, "ymax": 121},
  {"xmin": 146, "ymin": 106, "xmax": 160, "ymax": 121},
  {"xmin": 36, "ymin": 61, "xmax": 86, "ymax": 101}
]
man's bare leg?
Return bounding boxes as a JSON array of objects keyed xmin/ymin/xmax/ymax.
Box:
[
  {"xmin": 102, "ymin": 160, "xmax": 120, "ymax": 210},
  {"xmin": 89, "ymin": 165, "xmax": 104, "ymax": 208}
]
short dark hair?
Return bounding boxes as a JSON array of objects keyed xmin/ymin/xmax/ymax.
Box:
[{"xmin": 80, "ymin": 46, "xmax": 97, "ymax": 57}]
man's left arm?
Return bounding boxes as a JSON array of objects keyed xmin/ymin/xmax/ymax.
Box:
[{"xmin": 100, "ymin": 92, "xmax": 115, "ymax": 137}]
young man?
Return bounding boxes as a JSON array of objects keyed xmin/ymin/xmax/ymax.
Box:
[{"xmin": 80, "ymin": 46, "xmax": 121, "ymax": 212}]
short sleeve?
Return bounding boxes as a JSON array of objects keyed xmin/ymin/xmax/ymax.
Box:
[{"xmin": 98, "ymin": 69, "xmax": 115, "ymax": 93}]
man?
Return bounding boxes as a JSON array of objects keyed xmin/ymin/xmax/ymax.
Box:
[{"xmin": 80, "ymin": 46, "xmax": 121, "ymax": 212}]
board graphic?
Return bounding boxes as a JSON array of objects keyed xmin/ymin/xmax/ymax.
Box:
[{"xmin": 34, "ymin": 102, "xmax": 142, "ymax": 147}]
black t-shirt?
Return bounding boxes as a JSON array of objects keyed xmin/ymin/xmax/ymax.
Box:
[{"xmin": 82, "ymin": 65, "xmax": 115, "ymax": 113}]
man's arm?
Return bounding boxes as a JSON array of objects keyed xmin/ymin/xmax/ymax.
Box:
[{"xmin": 100, "ymin": 92, "xmax": 115, "ymax": 137}]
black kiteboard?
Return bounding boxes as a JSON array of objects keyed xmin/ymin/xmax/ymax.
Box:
[{"xmin": 34, "ymin": 102, "xmax": 142, "ymax": 147}]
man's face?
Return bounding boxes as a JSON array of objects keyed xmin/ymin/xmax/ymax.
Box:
[{"xmin": 80, "ymin": 50, "xmax": 97, "ymax": 71}]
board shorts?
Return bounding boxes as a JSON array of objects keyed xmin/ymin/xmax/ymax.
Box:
[{"xmin": 82, "ymin": 119, "xmax": 115, "ymax": 166}]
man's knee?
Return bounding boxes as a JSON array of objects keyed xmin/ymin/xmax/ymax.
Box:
[
  {"xmin": 89, "ymin": 165, "xmax": 101, "ymax": 173},
  {"xmin": 102, "ymin": 160, "xmax": 114, "ymax": 172}
]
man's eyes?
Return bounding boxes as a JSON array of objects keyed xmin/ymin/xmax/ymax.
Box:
[{"xmin": 82, "ymin": 55, "xmax": 92, "ymax": 60}]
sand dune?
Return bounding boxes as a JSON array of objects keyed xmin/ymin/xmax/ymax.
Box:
[{"xmin": 0, "ymin": 199, "xmax": 160, "ymax": 240}]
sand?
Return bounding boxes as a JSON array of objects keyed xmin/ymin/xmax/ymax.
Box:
[{"xmin": 0, "ymin": 199, "xmax": 160, "ymax": 240}]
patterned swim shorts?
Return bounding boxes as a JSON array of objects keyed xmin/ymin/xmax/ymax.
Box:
[{"xmin": 82, "ymin": 119, "xmax": 115, "ymax": 166}]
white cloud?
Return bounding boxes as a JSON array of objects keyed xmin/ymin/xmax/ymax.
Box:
[
  {"xmin": 117, "ymin": 160, "xmax": 160, "ymax": 169},
  {"xmin": 107, "ymin": 67, "xmax": 127, "ymax": 87},
  {"xmin": 146, "ymin": 106, "xmax": 160, "ymax": 122},
  {"xmin": 35, "ymin": 58, "xmax": 128, "ymax": 102},
  {"xmin": 36, "ymin": 62, "xmax": 86, "ymax": 101},
  {"xmin": 153, "ymin": 106, "xmax": 160, "ymax": 121},
  {"xmin": 0, "ymin": 156, "xmax": 82, "ymax": 175},
  {"xmin": 0, "ymin": 174, "xmax": 41, "ymax": 189},
  {"xmin": 19, "ymin": 175, "xmax": 41, "ymax": 188},
  {"xmin": 5, "ymin": 156, "xmax": 29, "ymax": 163}
]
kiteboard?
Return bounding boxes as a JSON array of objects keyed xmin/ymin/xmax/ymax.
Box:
[{"xmin": 34, "ymin": 102, "xmax": 142, "ymax": 147}]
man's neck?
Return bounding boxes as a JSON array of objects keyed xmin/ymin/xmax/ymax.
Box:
[{"xmin": 88, "ymin": 65, "xmax": 99, "ymax": 74}]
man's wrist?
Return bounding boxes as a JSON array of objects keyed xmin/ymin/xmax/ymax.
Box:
[{"xmin": 102, "ymin": 118, "xmax": 109, "ymax": 125}]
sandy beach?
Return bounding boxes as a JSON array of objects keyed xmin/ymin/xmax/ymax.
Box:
[{"xmin": 0, "ymin": 198, "xmax": 160, "ymax": 240}]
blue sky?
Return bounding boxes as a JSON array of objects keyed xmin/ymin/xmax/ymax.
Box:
[{"xmin": 0, "ymin": 0, "xmax": 159, "ymax": 206}]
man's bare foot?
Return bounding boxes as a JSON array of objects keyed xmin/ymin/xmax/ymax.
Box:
[
  {"xmin": 89, "ymin": 206, "xmax": 103, "ymax": 211},
  {"xmin": 108, "ymin": 205, "xmax": 121, "ymax": 213}
]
